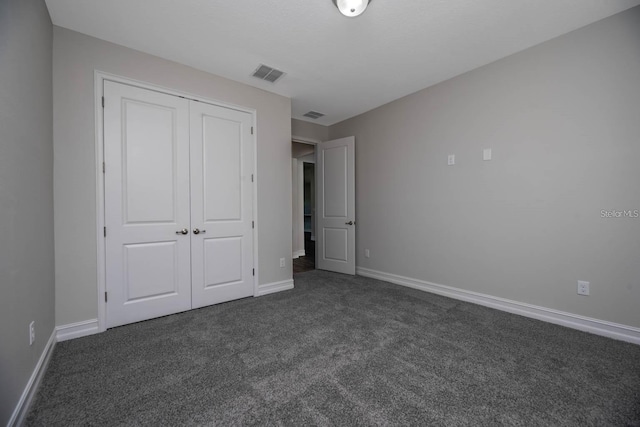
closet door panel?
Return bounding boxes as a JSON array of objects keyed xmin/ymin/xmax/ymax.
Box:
[
  {"xmin": 104, "ymin": 81, "xmax": 192, "ymax": 328},
  {"xmin": 190, "ymin": 101, "xmax": 254, "ymax": 308}
]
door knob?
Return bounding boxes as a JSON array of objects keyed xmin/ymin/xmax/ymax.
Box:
[
  {"xmin": 176, "ymin": 228, "xmax": 188, "ymax": 235},
  {"xmin": 345, "ymin": 221, "xmax": 354, "ymax": 225},
  {"xmin": 193, "ymin": 228, "xmax": 206, "ymax": 235}
]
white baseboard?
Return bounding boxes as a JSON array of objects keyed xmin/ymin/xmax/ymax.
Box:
[
  {"xmin": 56, "ymin": 318, "xmax": 99, "ymax": 342},
  {"xmin": 8, "ymin": 329, "xmax": 56, "ymax": 427},
  {"xmin": 357, "ymin": 267, "xmax": 640, "ymax": 345},
  {"xmin": 293, "ymin": 250, "xmax": 306, "ymax": 259},
  {"xmin": 256, "ymin": 279, "xmax": 294, "ymax": 297}
]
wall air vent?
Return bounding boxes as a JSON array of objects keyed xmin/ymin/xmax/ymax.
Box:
[
  {"xmin": 303, "ymin": 111, "xmax": 325, "ymax": 120},
  {"xmin": 252, "ymin": 64, "xmax": 285, "ymax": 83}
]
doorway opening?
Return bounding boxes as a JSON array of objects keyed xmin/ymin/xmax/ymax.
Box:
[{"xmin": 292, "ymin": 141, "xmax": 316, "ymax": 274}]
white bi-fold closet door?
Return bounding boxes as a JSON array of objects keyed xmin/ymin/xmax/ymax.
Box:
[{"xmin": 104, "ymin": 81, "xmax": 254, "ymax": 328}]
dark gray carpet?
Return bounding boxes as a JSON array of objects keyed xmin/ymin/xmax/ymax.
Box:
[{"xmin": 27, "ymin": 270, "xmax": 640, "ymax": 426}]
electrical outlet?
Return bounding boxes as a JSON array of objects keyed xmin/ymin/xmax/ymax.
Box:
[
  {"xmin": 577, "ymin": 280, "xmax": 590, "ymax": 296},
  {"xmin": 448, "ymin": 154, "xmax": 455, "ymax": 166},
  {"xmin": 280, "ymin": 258, "xmax": 286, "ymax": 268},
  {"xmin": 29, "ymin": 321, "xmax": 35, "ymax": 346},
  {"xmin": 365, "ymin": 249, "xmax": 370, "ymax": 258}
]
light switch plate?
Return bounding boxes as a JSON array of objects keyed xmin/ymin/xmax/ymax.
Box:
[{"xmin": 483, "ymin": 148, "xmax": 492, "ymax": 161}]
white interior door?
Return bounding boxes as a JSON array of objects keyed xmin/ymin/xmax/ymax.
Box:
[
  {"xmin": 104, "ymin": 81, "xmax": 255, "ymax": 328},
  {"xmin": 317, "ymin": 136, "xmax": 356, "ymax": 275},
  {"xmin": 104, "ymin": 81, "xmax": 192, "ymax": 328},
  {"xmin": 189, "ymin": 101, "xmax": 255, "ymax": 308}
]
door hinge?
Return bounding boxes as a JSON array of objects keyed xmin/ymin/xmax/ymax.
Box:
[
  {"xmin": 252, "ymin": 268, "xmax": 255, "ymax": 276},
  {"xmin": 103, "ymin": 226, "xmax": 106, "ymax": 237},
  {"xmin": 252, "ymin": 221, "xmax": 254, "ymax": 229},
  {"xmin": 102, "ymin": 162, "xmax": 105, "ymax": 173},
  {"xmin": 104, "ymin": 292, "xmax": 108, "ymax": 303},
  {"xmin": 251, "ymin": 126, "xmax": 254, "ymax": 135},
  {"xmin": 251, "ymin": 174, "xmax": 254, "ymax": 182},
  {"xmin": 101, "ymin": 96, "xmax": 104, "ymax": 108}
]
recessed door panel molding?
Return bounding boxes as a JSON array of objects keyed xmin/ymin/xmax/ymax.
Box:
[
  {"xmin": 204, "ymin": 237, "xmax": 243, "ymax": 288},
  {"xmin": 202, "ymin": 115, "xmax": 243, "ymax": 222},
  {"xmin": 322, "ymin": 146, "xmax": 348, "ymax": 218},
  {"xmin": 317, "ymin": 136, "xmax": 355, "ymax": 275},
  {"xmin": 190, "ymin": 101, "xmax": 254, "ymax": 309},
  {"xmin": 323, "ymin": 228, "xmax": 348, "ymax": 262},
  {"xmin": 124, "ymin": 242, "xmax": 178, "ymax": 301},
  {"xmin": 122, "ymin": 100, "xmax": 177, "ymax": 224},
  {"xmin": 104, "ymin": 80, "xmax": 192, "ymax": 328}
]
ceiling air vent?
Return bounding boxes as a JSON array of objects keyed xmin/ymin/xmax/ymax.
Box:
[
  {"xmin": 252, "ymin": 64, "xmax": 285, "ymax": 83},
  {"xmin": 303, "ymin": 111, "xmax": 325, "ymax": 120}
]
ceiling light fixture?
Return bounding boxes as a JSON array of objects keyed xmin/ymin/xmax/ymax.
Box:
[{"xmin": 332, "ymin": 0, "xmax": 371, "ymax": 17}]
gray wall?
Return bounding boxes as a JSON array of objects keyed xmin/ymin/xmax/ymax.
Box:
[
  {"xmin": 292, "ymin": 142, "xmax": 315, "ymax": 159},
  {"xmin": 53, "ymin": 27, "xmax": 292, "ymax": 326},
  {"xmin": 292, "ymin": 118, "xmax": 328, "ymax": 142},
  {"xmin": 329, "ymin": 7, "xmax": 640, "ymax": 328},
  {"xmin": 0, "ymin": 0, "xmax": 54, "ymax": 423}
]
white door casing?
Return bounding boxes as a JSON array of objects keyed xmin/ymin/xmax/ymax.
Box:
[
  {"xmin": 104, "ymin": 81, "xmax": 192, "ymax": 328},
  {"xmin": 190, "ymin": 101, "xmax": 255, "ymax": 308},
  {"xmin": 103, "ymin": 79, "xmax": 255, "ymax": 328},
  {"xmin": 317, "ymin": 136, "xmax": 356, "ymax": 275}
]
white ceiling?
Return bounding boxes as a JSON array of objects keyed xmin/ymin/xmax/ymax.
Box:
[{"xmin": 45, "ymin": 0, "xmax": 640, "ymax": 126}]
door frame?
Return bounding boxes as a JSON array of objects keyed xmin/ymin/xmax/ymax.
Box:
[
  {"xmin": 94, "ymin": 71, "xmax": 259, "ymax": 333},
  {"xmin": 291, "ymin": 136, "xmax": 319, "ymax": 263}
]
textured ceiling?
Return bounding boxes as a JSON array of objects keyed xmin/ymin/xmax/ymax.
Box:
[{"xmin": 45, "ymin": 0, "xmax": 640, "ymax": 126}]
